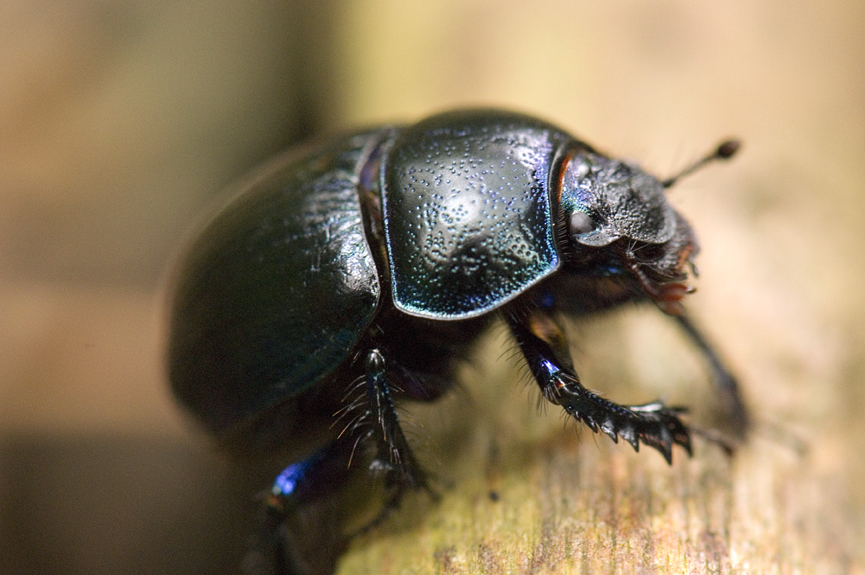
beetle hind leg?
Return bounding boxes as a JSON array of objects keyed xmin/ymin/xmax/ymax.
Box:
[
  {"xmin": 506, "ymin": 310, "xmax": 692, "ymax": 464},
  {"xmin": 247, "ymin": 441, "xmax": 354, "ymax": 575}
]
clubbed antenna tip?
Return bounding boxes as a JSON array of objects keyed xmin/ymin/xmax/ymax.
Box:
[
  {"xmin": 662, "ymin": 138, "xmax": 741, "ymax": 188},
  {"xmin": 716, "ymin": 139, "xmax": 741, "ymax": 159}
]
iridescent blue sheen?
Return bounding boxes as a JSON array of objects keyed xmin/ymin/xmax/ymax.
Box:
[{"xmin": 272, "ymin": 461, "xmax": 307, "ymax": 497}]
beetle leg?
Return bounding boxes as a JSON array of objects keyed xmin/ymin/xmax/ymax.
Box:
[
  {"xmin": 248, "ymin": 441, "xmax": 353, "ymax": 575},
  {"xmin": 362, "ymin": 349, "xmax": 435, "ymax": 523},
  {"xmin": 506, "ymin": 309, "xmax": 692, "ymax": 463},
  {"xmin": 674, "ymin": 313, "xmax": 750, "ymax": 436}
]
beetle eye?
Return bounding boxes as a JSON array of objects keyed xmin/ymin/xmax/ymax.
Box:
[
  {"xmin": 570, "ymin": 156, "xmax": 591, "ymax": 179},
  {"xmin": 569, "ymin": 211, "xmax": 595, "ymax": 235}
]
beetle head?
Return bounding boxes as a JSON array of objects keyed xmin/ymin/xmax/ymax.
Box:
[{"xmin": 558, "ymin": 151, "xmax": 698, "ymax": 315}]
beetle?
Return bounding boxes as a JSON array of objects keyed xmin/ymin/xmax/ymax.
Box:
[{"xmin": 166, "ymin": 109, "xmax": 746, "ymax": 574}]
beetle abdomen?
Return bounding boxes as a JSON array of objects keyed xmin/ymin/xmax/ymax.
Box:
[
  {"xmin": 382, "ymin": 110, "xmax": 568, "ymax": 319},
  {"xmin": 168, "ymin": 130, "xmax": 386, "ymax": 433}
]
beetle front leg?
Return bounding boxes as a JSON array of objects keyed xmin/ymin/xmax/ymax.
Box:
[
  {"xmin": 674, "ymin": 313, "xmax": 750, "ymax": 435},
  {"xmin": 506, "ymin": 310, "xmax": 692, "ymax": 463}
]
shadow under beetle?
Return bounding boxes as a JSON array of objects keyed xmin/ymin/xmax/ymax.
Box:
[{"xmin": 166, "ymin": 109, "xmax": 746, "ymax": 574}]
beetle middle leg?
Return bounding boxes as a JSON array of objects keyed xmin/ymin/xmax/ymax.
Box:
[
  {"xmin": 357, "ymin": 348, "xmax": 436, "ymax": 527},
  {"xmin": 505, "ymin": 308, "xmax": 692, "ymax": 463},
  {"xmin": 248, "ymin": 349, "xmax": 435, "ymax": 574}
]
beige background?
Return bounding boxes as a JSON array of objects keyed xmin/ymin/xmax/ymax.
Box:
[{"xmin": 1, "ymin": 1, "xmax": 862, "ymax": 573}]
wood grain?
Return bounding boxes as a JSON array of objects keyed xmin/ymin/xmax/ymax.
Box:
[{"xmin": 333, "ymin": 316, "xmax": 860, "ymax": 574}]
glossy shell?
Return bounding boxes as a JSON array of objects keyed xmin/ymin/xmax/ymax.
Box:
[
  {"xmin": 167, "ymin": 130, "xmax": 384, "ymax": 433},
  {"xmin": 167, "ymin": 110, "xmax": 612, "ymax": 434},
  {"xmin": 382, "ymin": 110, "xmax": 569, "ymax": 319}
]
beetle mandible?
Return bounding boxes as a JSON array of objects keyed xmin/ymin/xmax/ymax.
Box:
[{"xmin": 166, "ymin": 109, "xmax": 745, "ymax": 571}]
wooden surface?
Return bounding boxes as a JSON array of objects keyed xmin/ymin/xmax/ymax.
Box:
[{"xmin": 334, "ymin": 317, "xmax": 857, "ymax": 574}]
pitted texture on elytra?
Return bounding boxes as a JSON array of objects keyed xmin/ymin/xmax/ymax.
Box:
[
  {"xmin": 383, "ymin": 112, "xmax": 564, "ymax": 318},
  {"xmin": 169, "ymin": 130, "xmax": 385, "ymax": 432}
]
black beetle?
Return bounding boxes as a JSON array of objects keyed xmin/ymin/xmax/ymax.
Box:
[{"xmin": 166, "ymin": 109, "xmax": 745, "ymax": 573}]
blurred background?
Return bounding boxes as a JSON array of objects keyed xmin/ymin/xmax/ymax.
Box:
[{"xmin": 1, "ymin": 0, "xmax": 862, "ymax": 573}]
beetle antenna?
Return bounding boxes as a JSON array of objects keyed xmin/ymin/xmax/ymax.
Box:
[{"xmin": 662, "ymin": 139, "xmax": 740, "ymax": 188}]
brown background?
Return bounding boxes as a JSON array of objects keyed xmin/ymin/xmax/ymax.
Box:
[{"xmin": 1, "ymin": 1, "xmax": 863, "ymax": 573}]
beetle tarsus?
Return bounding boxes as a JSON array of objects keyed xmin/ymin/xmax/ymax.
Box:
[
  {"xmin": 244, "ymin": 501, "xmax": 294, "ymax": 575},
  {"xmin": 550, "ymin": 373, "xmax": 692, "ymax": 464}
]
